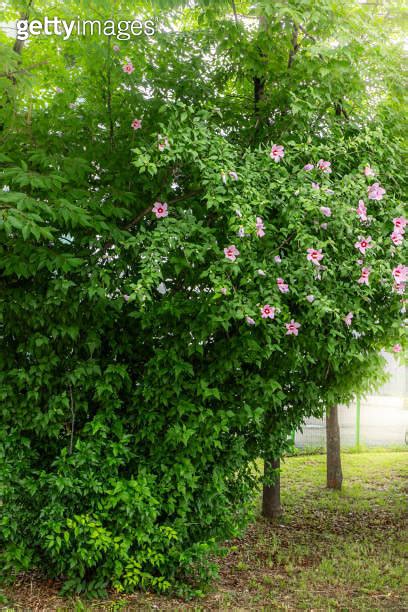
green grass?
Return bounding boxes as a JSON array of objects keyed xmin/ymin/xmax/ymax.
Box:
[{"xmin": 2, "ymin": 450, "xmax": 407, "ymax": 610}]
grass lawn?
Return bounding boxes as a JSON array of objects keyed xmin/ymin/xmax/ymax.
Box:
[{"xmin": 2, "ymin": 450, "xmax": 407, "ymax": 611}]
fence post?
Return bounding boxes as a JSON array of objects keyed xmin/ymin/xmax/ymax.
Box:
[{"xmin": 355, "ymin": 397, "xmax": 361, "ymax": 451}]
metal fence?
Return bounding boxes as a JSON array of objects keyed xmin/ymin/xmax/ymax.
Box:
[
  {"xmin": 295, "ymin": 400, "xmax": 408, "ymax": 449},
  {"xmin": 295, "ymin": 354, "xmax": 408, "ymax": 450}
]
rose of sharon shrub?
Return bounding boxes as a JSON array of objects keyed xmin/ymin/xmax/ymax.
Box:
[{"xmin": 0, "ymin": 103, "xmax": 406, "ymax": 596}]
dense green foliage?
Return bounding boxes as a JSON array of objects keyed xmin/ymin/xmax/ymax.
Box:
[{"xmin": 0, "ymin": 0, "xmax": 406, "ymax": 596}]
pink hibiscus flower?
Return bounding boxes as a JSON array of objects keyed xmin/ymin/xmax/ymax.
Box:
[
  {"xmin": 392, "ymin": 265, "xmax": 408, "ymax": 283},
  {"xmin": 261, "ymin": 304, "xmax": 276, "ymax": 319},
  {"xmin": 393, "ymin": 282, "xmax": 406, "ymax": 295},
  {"xmin": 358, "ymin": 267, "xmax": 371, "ymax": 285},
  {"xmin": 311, "ymin": 182, "xmax": 320, "ymax": 190},
  {"xmin": 304, "ymin": 163, "xmax": 314, "ymax": 171},
  {"xmin": 393, "ymin": 217, "xmax": 407, "ymax": 234},
  {"xmin": 274, "ymin": 255, "xmax": 282, "ymax": 263},
  {"xmin": 131, "ymin": 118, "xmax": 142, "ymax": 130},
  {"xmin": 357, "ymin": 200, "xmax": 367, "ymax": 222},
  {"xmin": 286, "ymin": 319, "xmax": 301, "ymax": 335},
  {"xmin": 392, "ymin": 344, "xmax": 402, "ymax": 353},
  {"xmin": 224, "ymin": 245, "xmax": 240, "ymax": 262},
  {"xmin": 344, "ymin": 312, "xmax": 353, "ymax": 327},
  {"xmin": 363, "ymin": 165, "xmax": 375, "ymax": 177},
  {"xmin": 307, "ymin": 248, "xmax": 324, "ymax": 265},
  {"xmin": 123, "ymin": 62, "xmax": 135, "ymax": 74},
  {"xmin": 277, "ymin": 278, "xmax": 289, "ymax": 293},
  {"xmin": 306, "ymin": 294, "xmax": 315, "ymax": 303},
  {"xmin": 270, "ymin": 144, "xmax": 284, "ymax": 162},
  {"xmin": 256, "ymin": 217, "xmax": 265, "ymax": 238},
  {"xmin": 152, "ymin": 202, "xmax": 168, "ymax": 218},
  {"xmin": 317, "ymin": 159, "xmax": 332, "ymax": 173},
  {"xmin": 367, "ymin": 182, "xmax": 386, "ymax": 200},
  {"xmin": 246, "ymin": 316, "xmax": 256, "ymax": 325},
  {"xmin": 354, "ymin": 236, "xmax": 373, "ymax": 255},
  {"xmin": 320, "ymin": 206, "xmax": 332, "ymax": 217},
  {"xmin": 391, "ymin": 232, "xmax": 404, "ymax": 246}
]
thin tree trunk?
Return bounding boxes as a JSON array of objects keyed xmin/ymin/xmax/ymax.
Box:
[
  {"xmin": 262, "ymin": 458, "xmax": 282, "ymax": 519},
  {"xmin": 256, "ymin": 10, "xmax": 282, "ymax": 518},
  {"xmin": 326, "ymin": 404, "xmax": 343, "ymax": 490}
]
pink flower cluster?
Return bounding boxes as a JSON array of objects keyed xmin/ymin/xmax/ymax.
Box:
[
  {"xmin": 224, "ymin": 245, "xmax": 240, "ymax": 262},
  {"xmin": 247, "ymin": 309, "xmax": 301, "ymax": 336},
  {"xmin": 259, "ymin": 307, "xmax": 301, "ymax": 335},
  {"xmin": 123, "ymin": 62, "xmax": 135, "ymax": 74},
  {"xmin": 391, "ymin": 217, "xmax": 406, "ymax": 247},
  {"xmin": 320, "ymin": 206, "xmax": 331, "ymax": 217},
  {"xmin": 304, "ymin": 159, "xmax": 332, "ymax": 173},
  {"xmin": 367, "ymin": 182, "xmax": 386, "ymax": 201},
  {"xmin": 261, "ymin": 304, "xmax": 275, "ymax": 319},
  {"xmin": 221, "ymin": 170, "xmax": 239, "ymax": 184},
  {"xmin": 152, "ymin": 202, "xmax": 168, "ymax": 218},
  {"xmin": 354, "ymin": 236, "xmax": 373, "ymax": 255},
  {"xmin": 307, "ymin": 248, "xmax": 324, "ymax": 265},
  {"xmin": 270, "ymin": 144, "xmax": 284, "ymax": 162},
  {"xmin": 344, "ymin": 312, "xmax": 353, "ymax": 327},
  {"xmin": 131, "ymin": 118, "xmax": 142, "ymax": 130},
  {"xmin": 256, "ymin": 217, "xmax": 265, "ymax": 237},
  {"xmin": 392, "ymin": 265, "xmax": 408, "ymax": 295},
  {"xmin": 356, "ymin": 200, "xmax": 367, "ymax": 222},
  {"xmin": 277, "ymin": 278, "xmax": 289, "ymax": 293},
  {"xmin": 358, "ymin": 267, "xmax": 370, "ymax": 285},
  {"xmin": 286, "ymin": 320, "xmax": 301, "ymax": 335},
  {"xmin": 219, "ymin": 152, "xmax": 404, "ymax": 339},
  {"xmin": 317, "ymin": 159, "xmax": 332, "ymax": 173}
]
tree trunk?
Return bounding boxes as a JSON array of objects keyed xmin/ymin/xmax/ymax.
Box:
[
  {"xmin": 262, "ymin": 458, "xmax": 282, "ymax": 519},
  {"xmin": 326, "ymin": 404, "xmax": 342, "ymax": 490}
]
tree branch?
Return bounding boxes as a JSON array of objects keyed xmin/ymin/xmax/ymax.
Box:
[
  {"xmin": 287, "ymin": 23, "xmax": 300, "ymax": 69},
  {"xmin": 0, "ymin": 61, "xmax": 48, "ymax": 79},
  {"xmin": 13, "ymin": 0, "xmax": 34, "ymax": 55},
  {"xmin": 231, "ymin": 0, "xmax": 239, "ymax": 25},
  {"xmin": 68, "ymin": 384, "xmax": 75, "ymax": 455}
]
